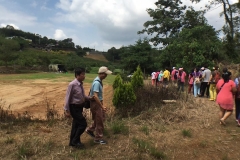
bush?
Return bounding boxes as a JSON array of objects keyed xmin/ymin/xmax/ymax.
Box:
[
  {"xmin": 112, "ymin": 82, "xmax": 136, "ymax": 110},
  {"xmin": 131, "ymin": 65, "xmax": 144, "ymax": 90},
  {"xmin": 112, "ymin": 74, "xmax": 123, "ymax": 89}
]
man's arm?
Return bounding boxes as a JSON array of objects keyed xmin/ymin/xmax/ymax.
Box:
[
  {"xmin": 93, "ymin": 92, "xmax": 106, "ymax": 111},
  {"xmin": 64, "ymin": 84, "xmax": 73, "ymax": 117}
]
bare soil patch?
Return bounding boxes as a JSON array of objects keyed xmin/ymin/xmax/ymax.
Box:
[{"xmin": 0, "ymin": 78, "xmax": 113, "ymax": 119}]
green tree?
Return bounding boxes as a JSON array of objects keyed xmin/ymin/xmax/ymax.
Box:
[
  {"xmin": 165, "ymin": 25, "xmax": 221, "ymax": 70},
  {"xmin": 120, "ymin": 38, "xmax": 154, "ymax": 73},
  {"xmin": 0, "ymin": 37, "xmax": 20, "ymax": 67},
  {"xmin": 112, "ymin": 74, "xmax": 123, "ymax": 89},
  {"xmin": 131, "ymin": 65, "xmax": 144, "ymax": 90},
  {"xmin": 112, "ymin": 82, "xmax": 136, "ymax": 109},
  {"xmin": 138, "ymin": 0, "xmax": 186, "ymax": 46}
]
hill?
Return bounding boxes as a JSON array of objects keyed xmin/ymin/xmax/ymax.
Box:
[{"xmin": 84, "ymin": 53, "xmax": 108, "ymax": 62}]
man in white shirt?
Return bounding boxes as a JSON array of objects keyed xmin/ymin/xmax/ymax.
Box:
[{"xmin": 200, "ymin": 66, "xmax": 211, "ymax": 97}]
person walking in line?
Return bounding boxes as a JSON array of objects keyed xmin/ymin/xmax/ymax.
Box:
[
  {"xmin": 200, "ymin": 66, "xmax": 211, "ymax": 98},
  {"xmin": 216, "ymin": 68, "xmax": 236, "ymax": 125},
  {"xmin": 151, "ymin": 72, "xmax": 156, "ymax": 86},
  {"xmin": 208, "ymin": 67, "xmax": 220, "ymax": 101},
  {"xmin": 234, "ymin": 75, "xmax": 240, "ymax": 126},
  {"xmin": 193, "ymin": 68, "xmax": 202, "ymax": 97},
  {"xmin": 188, "ymin": 71, "xmax": 194, "ymax": 94},
  {"xmin": 171, "ymin": 67, "xmax": 178, "ymax": 86},
  {"xmin": 177, "ymin": 68, "xmax": 186, "ymax": 92},
  {"xmin": 163, "ymin": 67, "xmax": 170, "ymax": 88},
  {"xmin": 157, "ymin": 70, "xmax": 164, "ymax": 87},
  {"xmin": 86, "ymin": 66, "xmax": 112, "ymax": 144},
  {"xmin": 64, "ymin": 67, "xmax": 94, "ymax": 148}
]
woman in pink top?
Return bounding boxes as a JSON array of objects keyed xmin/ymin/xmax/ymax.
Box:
[
  {"xmin": 177, "ymin": 68, "xmax": 186, "ymax": 92},
  {"xmin": 188, "ymin": 72, "xmax": 194, "ymax": 94},
  {"xmin": 216, "ymin": 68, "xmax": 237, "ymax": 125}
]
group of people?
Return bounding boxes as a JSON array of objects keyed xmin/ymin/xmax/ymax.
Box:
[
  {"xmin": 152, "ymin": 66, "xmax": 240, "ymax": 127},
  {"xmin": 64, "ymin": 66, "xmax": 112, "ymax": 148}
]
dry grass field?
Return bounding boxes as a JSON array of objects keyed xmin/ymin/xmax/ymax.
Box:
[
  {"xmin": 84, "ymin": 53, "xmax": 108, "ymax": 62},
  {"xmin": 0, "ymin": 73, "xmax": 240, "ymax": 160}
]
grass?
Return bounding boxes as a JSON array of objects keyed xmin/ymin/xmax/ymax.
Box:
[
  {"xmin": 110, "ymin": 120, "xmax": 129, "ymax": 135},
  {"xmin": 182, "ymin": 129, "xmax": 192, "ymax": 138},
  {"xmin": 0, "ymin": 72, "xmax": 116, "ymax": 84},
  {"xmin": 140, "ymin": 125, "xmax": 149, "ymax": 135},
  {"xmin": 132, "ymin": 137, "xmax": 166, "ymax": 159}
]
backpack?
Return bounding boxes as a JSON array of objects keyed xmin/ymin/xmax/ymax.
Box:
[
  {"xmin": 213, "ymin": 71, "xmax": 220, "ymax": 84},
  {"xmin": 174, "ymin": 70, "xmax": 178, "ymax": 79}
]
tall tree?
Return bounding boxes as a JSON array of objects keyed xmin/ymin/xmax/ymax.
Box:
[
  {"xmin": 120, "ymin": 38, "xmax": 154, "ymax": 73},
  {"xmin": 138, "ymin": 0, "xmax": 186, "ymax": 46}
]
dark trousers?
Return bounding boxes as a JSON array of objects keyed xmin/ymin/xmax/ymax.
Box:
[
  {"xmin": 69, "ymin": 104, "xmax": 87, "ymax": 146},
  {"xmin": 235, "ymin": 99, "xmax": 240, "ymax": 120},
  {"xmin": 188, "ymin": 84, "xmax": 193, "ymax": 94},
  {"xmin": 177, "ymin": 81, "xmax": 184, "ymax": 92},
  {"xmin": 201, "ymin": 82, "xmax": 209, "ymax": 97}
]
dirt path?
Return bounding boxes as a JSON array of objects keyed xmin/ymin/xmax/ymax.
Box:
[{"xmin": 0, "ymin": 79, "xmax": 113, "ymax": 119}]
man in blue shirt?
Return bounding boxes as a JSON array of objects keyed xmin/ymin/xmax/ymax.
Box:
[{"xmin": 86, "ymin": 66, "xmax": 112, "ymax": 144}]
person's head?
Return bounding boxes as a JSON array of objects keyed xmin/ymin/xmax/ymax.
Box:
[
  {"xmin": 173, "ymin": 67, "xmax": 176, "ymax": 70},
  {"xmin": 98, "ymin": 66, "xmax": 112, "ymax": 80},
  {"xmin": 214, "ymin": 66, "xmax": 219, "ymax": 71},
  {"xmin": 222, "ymin": 68, "xmax": 232, "ymax": 82},
  {"xmin": 194, "ymin": 68, "xmax": 200, "ymax": 72},
  {"xmin": 201, "ymin": 67, "xmax": 205, "ymax": 71},
  {"xmin": 74, "ymin": 67, "xmax": 85, "ymax": 82}
]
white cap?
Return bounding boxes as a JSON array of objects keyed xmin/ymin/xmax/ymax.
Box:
[
  {"xmin": 179, "ymin": 68, "xmax": 183, "ymax": 70},
  {"xmin": 201, "ymin": 67, "xmax": 205, "ymax": 70},
  {"xmin": 173, "ymin": 67, "xmax": 176, "ymax": 69},
  {"xmin": 98, "ymin": 66, "xmax": 112, "ymax": 74}
]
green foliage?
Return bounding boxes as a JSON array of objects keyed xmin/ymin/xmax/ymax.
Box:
[
  {"xmin": 112, "ymin": 82, "xmax": 136, "ymax": 109},
  {"xmin": 112, "ymin": 74, "xmax": 123, "ymax": 89},
  {"xmin": 182, "ymin": 129, "xmax": 192, "ymax": 137},
  {"xmin": 140, "ymin": 125, "xmax": 149, "ymax": 135},
  {"xmin": 131, "ymin": 65, "xmax": 144, "ymax": 90},
  {"xmin": 110, "ymin": 120, "xmax": 129, "ymax": 135},
  {"xmin": 138, "ymin": 0, "xmax": 186, "ymax": 46},
  {"xmin": 0, "ymin": 36, "xmax": 20, "ymax": 66},
  {"xmin": 132, "ymin": 138, "xmax": 166, "ymax": 159},
  {"xmin": 120, "ymin": 38, "xmax": 155, "ymax": 73}
]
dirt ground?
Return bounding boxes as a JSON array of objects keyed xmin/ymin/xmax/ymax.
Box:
[{"xmin": 0, "ymin": 78, "xmax": 114, "ymax": 119}]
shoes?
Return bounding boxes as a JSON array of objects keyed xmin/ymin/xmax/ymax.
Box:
[
  {"xmin": 86, "ymin": 130, "xmax": 95, "ymax": 138},
  {"xmin": 209, "ymin": 99, "xmax": 214, "ymax": 101},
  {"xmin": 70, "ymin": 142, "xmax": 85, "ymax": 148},
  {"xmin": 94, "ymin": 139, "xmax": 107, "ymax": 144}
]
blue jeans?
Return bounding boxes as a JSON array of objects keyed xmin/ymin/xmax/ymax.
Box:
[{"xmin": 194, "ymin": 82, "xmax": 201, "ymax": 97}]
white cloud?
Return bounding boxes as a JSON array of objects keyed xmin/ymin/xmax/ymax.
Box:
[
  {"xmin": 55, "ymin": 0, "xmax": 156, "ymax": 42},
  {"xmin": 0, "ymin": 5, "xmax": 37, "ymax": 27},
  {"xmin": 54, "ymin": 29, "xmax": 67, "ymax": 40},
  {"xmin": 0, "ymin": 23, "xmax": 20, "ymax": 29}
]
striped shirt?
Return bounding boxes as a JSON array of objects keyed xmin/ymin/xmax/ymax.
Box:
[{"xmin": 64, "ymin": 78, "xmax": 89, "ymax": 111}]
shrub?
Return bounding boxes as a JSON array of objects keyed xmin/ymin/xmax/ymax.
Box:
[
  {"xmin": 112, "ymin": 82, "xmax": 136, "ymax": 110},
  {"xmin": 131, "ymin": 65, "xmax": 144, "ymax": 90},
  {"xmin": 112, "ymin": 74, "xmax": 123, "ymax": 89},
  {"xmin": 182, "ymin": 129, "xmax": 192, "ymax": 138}
]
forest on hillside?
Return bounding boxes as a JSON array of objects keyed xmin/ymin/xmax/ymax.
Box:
[{"xmin": 0, "ymin": 0, "xmax": 239, "ymax": 74}]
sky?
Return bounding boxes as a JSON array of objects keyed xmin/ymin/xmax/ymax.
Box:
[{"xmin": 0, "ymin": 0, "xmax": 238, "ymax": 51}]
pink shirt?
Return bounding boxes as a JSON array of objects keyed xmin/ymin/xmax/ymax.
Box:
[
  {"xmin": 178, "ymin": 71, "xmax": 186, "ymax": 82},
  {"xmin": 216, "ymin": 79, "xmax": 235, "ymax": 110},
  {"xmin": 64, "ymin": 79, "xmax": 89, "ymax": 111},
  {"xmin": 188, "ymin": 75, "xmax": 193, "ymax": 84},
  {"xmin": 171, "ymin": 69, "xmax": 176, "ymax": 81}
]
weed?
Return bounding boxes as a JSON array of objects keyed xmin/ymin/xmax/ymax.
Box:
[
  {"xmin": 4, "ymin": 136, "xmax": 14, "ymax": 144},
  {"xmin": 16, "ymin": 142, "xmax": 34, "ymax": 159},
  {"xmin": 110, "ymin": 120, "xmax": 129, "ymax": 135},
  {"xmin": 182, "ymin": 129, "xmax": 192, "ymax": 138},
  {"xmin": 132, "ymin": 138, "xmax": 166, "ymax": 159},
  {"xmin": 199, "ymin": 140, "xmax": 208, "ymax": 148},
  {"xmin": 140, "ymin": 125, "xmax": 149, "ymax": 135}
]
